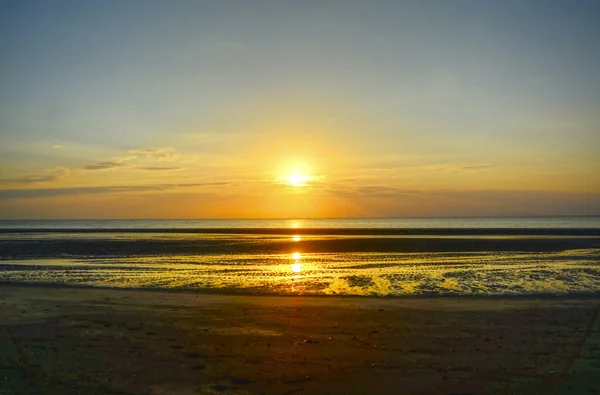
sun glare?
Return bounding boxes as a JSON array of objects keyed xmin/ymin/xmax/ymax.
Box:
[
  {"xmin": 278, "ymin": 161, "xmax": 317, "ymax": 188},
  {"xmin": 291, "ymin": 263, "xmax": 302, "ymax": 273},
  {"xmin": 291, "ymin": 252, "xmax": 302, "ymax": 273},
  {"xmin": 285, "ymin": 173, "xmax": 311, "ymax": 187}
]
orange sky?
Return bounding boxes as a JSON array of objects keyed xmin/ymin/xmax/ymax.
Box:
[{"xmin": 1, "ymin": 1, "xmax": 599, "ymax": 218}]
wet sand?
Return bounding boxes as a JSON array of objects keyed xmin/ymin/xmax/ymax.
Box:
[
  {"xmin": 2, "ymin": 232, "xmax": 599, "ymax": 259},
  {"xmin": 1, "ymin": 285, "xmax": 599, "ymax": 394}
]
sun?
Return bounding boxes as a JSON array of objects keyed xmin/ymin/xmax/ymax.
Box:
[
  {"xmin": 285, "ymin": 173, "xmax": 311, "ymax": 187},
  {"xmin": 277, "ymin": 160, "xmax": 319, "ymax": 188}
]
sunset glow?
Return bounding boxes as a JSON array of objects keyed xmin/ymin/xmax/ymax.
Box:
[
  {"xmin": 0, "ymin": 1, "xmax": 598, "ymax": 219},
  {"xmin": 2, "ymin": 4, "xmax": 600, "ymax": 394}
]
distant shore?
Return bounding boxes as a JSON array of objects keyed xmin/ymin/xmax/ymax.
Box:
[{"xmin": 1, "ymin": 284, "xmax": 599, "ymax": 394}]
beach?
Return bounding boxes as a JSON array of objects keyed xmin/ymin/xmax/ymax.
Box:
[
  {"xmin": 1, "ymin": 285, "xmax": 599, "ymax": 394},
  {"xmin": 1, "ymin": 219, "xmax": 599, "ymax": 393},
  {"xmin": 3, "ymin": 0, "xmax": 600, "ymax": 390}
]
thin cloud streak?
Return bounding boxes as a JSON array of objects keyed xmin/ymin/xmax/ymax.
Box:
[
  {"xmin": 1, "ymin": 174, "xmax": 62, "ymax": 185},
  {"xmin": 0, "ymin": 182, "xmax": 233, "ymax": 199},
  {"xmin": 360, "ymin": 160, "xmax": 495, "ymax": 173},
  {"xmin": 83, "ymin": 161, "xmax": 128, "ymax": 171},
  {"xmin": 141, "ymin": 167, "xmax": 183, "ymax": 171},
  {"xmin": 0, "ymin": 168, "xmax": 70, "ymax": 186},
  {"xmin": 128, "ymin": 148, "xmax": 165, "ymax": 155},
  {"xmin": 325, "ymin": 184, "xmax": 424, "ymax": 198},
  {"xmin": 127, "ymin": 148, "xmax": 182, "ymax": 162}
]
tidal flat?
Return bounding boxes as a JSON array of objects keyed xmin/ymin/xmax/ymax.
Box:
[{"xmin": 1, "ymin": 232, "xmax": 599, "ymax": 296}]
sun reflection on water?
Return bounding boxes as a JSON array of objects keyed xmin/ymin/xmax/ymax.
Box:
[
  {"xmin": 289, "ymin": 220, "xmax": 303, "ymax": 229},
  {"xmin": 4, "ymin": 247, "xmax": 598, "ymax": 296},
  {"xmin": 292, "ymin": 235, "xmax": 301, "ymax": 242},
  {"xmin": 291, "ymin": 252, "xmax": 302, "ymax": 278}
]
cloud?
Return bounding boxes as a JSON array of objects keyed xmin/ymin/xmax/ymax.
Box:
[
  {"xmin": 417, "ymin": 163, "xmax": 495, "ymax": 172},
  {"xmin": 0, "ymin": 168, "xmax": 70, "ymax": 186},
  {"xmin": 355, "ymin": 186, "xmax": 423, "ymax": 196},
  {"xmin": 80, "ymin": 148, "xmax": 184, "ymax": 173},
  {"xmin": 455, "ymin": 164, "xmax": 493, "ymax": 171},
  {"xmin": 114, "ymin": 155, "xmax": 137, "ymax": 162},
  {"xmin": 141, "ymin": 167, "xmax": 183, "ymax": 171},
  {"xmin": 327, "ymin": 184, "xmax": 424, "ymax": 198},
  {"xmin": 359, "ymin": 158, "xmax": 494, "ymax": 173},
  {"xmin": 154, "ymin": 153, "xmax": 181, "ymax": 162},
  {"xmin": 83, "ymin": 161, "xmax": 128, "ymax": 171},
  {"xmin": 128, "ymin": 148, "xmax": 165, "ymax": 155},
  {"xmin": 0, "ymin": 182, "xmax": 233, "ymax": 199},
  {"xmin": 128, "ymin": 147, "xmax": 182, "ymax": 162},
  {"xmin": 2, "ymin": 175, "xmax": 61, "ymax": 184}
]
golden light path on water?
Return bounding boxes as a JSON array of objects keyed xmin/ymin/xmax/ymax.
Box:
[{"xmin": 1, "ymin": 248, "xmax": 599, "ymax": 296}]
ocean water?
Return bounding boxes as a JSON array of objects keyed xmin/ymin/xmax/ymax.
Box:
[
  {"xmin": 0, "ymin": 217, "xmax": 599, "ymax": 296},
  {"xmin": 1, "ymin": 216, "xmax": 600, "ymax": 229}
]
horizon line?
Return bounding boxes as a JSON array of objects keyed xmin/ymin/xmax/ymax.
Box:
[{"xmin": 1, "ymin": 215, "xmax": 599, "ymax": 221}]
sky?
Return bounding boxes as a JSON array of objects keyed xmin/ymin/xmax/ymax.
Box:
[{"xmin": 0, "ymin": 0, "xmax": 599, "ymax": 219}]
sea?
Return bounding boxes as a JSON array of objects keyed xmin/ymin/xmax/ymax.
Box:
[{"xmin": 1, "ymin": 217, "xmax": 599, "ymax": 297}]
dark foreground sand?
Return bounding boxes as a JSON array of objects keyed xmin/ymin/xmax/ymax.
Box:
[{"xmin": 1, "ymin": 286, "xmax": 599, "ymax": 395}]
